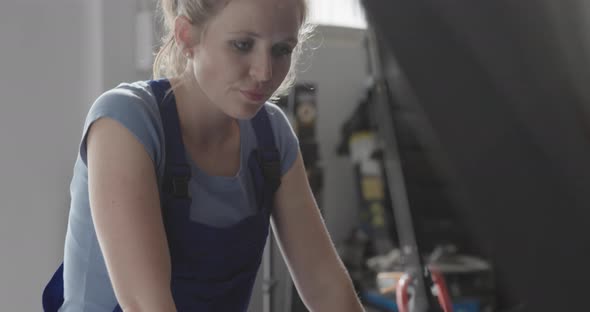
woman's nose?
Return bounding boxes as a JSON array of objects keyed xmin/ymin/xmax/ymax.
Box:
[{"xmin": 250, "ymin": 53, "xmax": 272, "ymax": 83}]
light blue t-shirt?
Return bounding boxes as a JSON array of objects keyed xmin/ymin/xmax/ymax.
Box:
[{"xmin": 59, "ymin": 81, "xmax": 299, "ymax": 311}]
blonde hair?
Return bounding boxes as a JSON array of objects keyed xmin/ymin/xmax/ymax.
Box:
[{"xmin": 152, "ymin": 0, "xmax": 315, "ymax": 99}]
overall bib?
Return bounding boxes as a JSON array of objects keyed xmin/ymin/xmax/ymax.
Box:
[{"xmin": 43, "ymin": 79, "xmax": 281, "ymax": 311}]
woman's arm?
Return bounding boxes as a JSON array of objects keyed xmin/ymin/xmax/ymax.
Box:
[
  {"xmin": 272, "ymin": 151, "xmax": 365, "ymax": 312},
  {"xmin": 87, "ymin": 118, "xmax": 176, "ymax": 312}
]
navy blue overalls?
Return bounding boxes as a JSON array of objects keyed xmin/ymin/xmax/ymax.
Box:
[{"xmin": 43, "ymin": 79, "xmax": 281, "ymax": 311}]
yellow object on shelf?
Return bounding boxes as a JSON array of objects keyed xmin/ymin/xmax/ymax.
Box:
[{"xmin": 361, "ymin": 176, "xmax": 384, "ymax": 200}]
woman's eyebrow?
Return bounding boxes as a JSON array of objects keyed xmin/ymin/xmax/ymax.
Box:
[
  {"xmin": 228, "ymin": 31, "xmax": 261, "ymax": 37},
  {"xmin": 229, "ymin": 31, "xmax": 298, "ymax": 44}
]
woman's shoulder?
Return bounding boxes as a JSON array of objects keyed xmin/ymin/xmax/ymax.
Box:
[
  {"xmin": 261, "ymin": 101, "xmax": 292, "ymax": 127},
  {"xmin": 81, "ymin": 80, "xmax": 165, "ymax": 169},
  {"xmin": 258, "ymin": 102, "xmax": 299, "ymax": 176},
  {"xmin": 85, "ymin": 80, "xmax": 164, "ymax": 134},
  {"xmin": 262, "ymin": 101, "xmax": 285, "ymax": 115},
  {"xmin": 90, "ymin": 80, "xmax": 159, "ymax": 115},
  {"xmin": 257, "ymin": 101, "xmax": 297, "ymax": 143}
]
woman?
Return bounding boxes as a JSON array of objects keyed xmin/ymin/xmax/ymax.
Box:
[{"xmin": 49, "ymin": 0, "xmax": 365, "ymax": 311}]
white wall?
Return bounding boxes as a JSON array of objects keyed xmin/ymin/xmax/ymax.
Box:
[
  {"xmin": 308, "ymin": 0, "xmax": 367, "ymax": 28},
  {"xmin": 298, "ymin": 25, "xmax": 367, "ymax": 245},
  {"xmin": 1, "ymin": 2, "xmax": 89, "ymax": 310},
  {"xmin": 0, "ymin": 1, "xmax": 146, "ymax": 310}
]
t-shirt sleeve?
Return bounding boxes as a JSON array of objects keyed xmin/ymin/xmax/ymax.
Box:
[
  {"xmin": 79, "ymin": 87, "xmax": 163, "ymax": 170},
  {"xmin": 265, "ymin": 103, "xmax": 300, "ymax": 176}
]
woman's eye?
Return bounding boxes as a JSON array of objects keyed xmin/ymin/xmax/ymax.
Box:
[
  {"xmin": 272, "ymin": 44, "xmax": 294, "ymax": 57},
  {"xmin": 232, "ymin": 40, "xmax": 253, "ymax": 52}
]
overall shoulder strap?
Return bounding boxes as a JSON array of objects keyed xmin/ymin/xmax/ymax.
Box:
[
  {"xmin": 148, "ymin": 79, "xmax": 191, "ymax": 198},
  {"xmin": 249, "ymin": 106, "xmax": 282, "ymax": 209}
]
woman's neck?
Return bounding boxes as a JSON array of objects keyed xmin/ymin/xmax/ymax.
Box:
[{"xmin": 169, "ymin": 75, "xmax": 238, "ymax": 149}]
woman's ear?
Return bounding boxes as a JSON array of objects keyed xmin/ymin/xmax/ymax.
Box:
[{"xmin": 174, "ymin": 15, "xmax": 199, "ymax": 57}]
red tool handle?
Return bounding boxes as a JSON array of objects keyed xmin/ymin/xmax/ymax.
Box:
[
  {"xmin": 395, "ymin": 269, "xmax": 453, "ymax": 312},
  {"xmin": 396, "ymin": 274, "xmax": 411, "ymax": 312},
  {"xmin": 430, "ymin": 268, "xmax": 453, "ymax": 312}
]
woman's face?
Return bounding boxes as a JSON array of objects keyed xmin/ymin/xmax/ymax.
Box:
[{"xmin": 189, "ymin": 0, "xmax": 302, "ymax": 119}]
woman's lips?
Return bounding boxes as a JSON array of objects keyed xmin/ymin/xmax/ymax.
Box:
[{"xmin": 240, "ymin": 90, "xmax": 266, "ymax": 102}]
